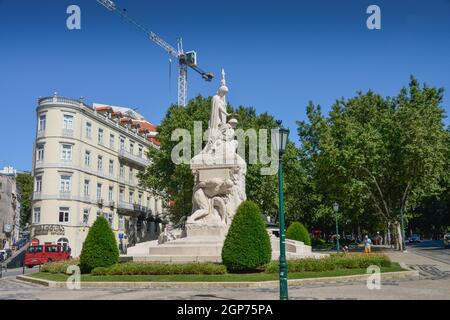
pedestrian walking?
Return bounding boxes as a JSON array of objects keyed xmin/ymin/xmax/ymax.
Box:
[{"xmin": 364, "ymin": 235, "xmax": 372, "ymax": 254}]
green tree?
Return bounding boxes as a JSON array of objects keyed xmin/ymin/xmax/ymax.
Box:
[
  {"xmin": 16, "ymin": 173, "xmax": 33, "ymax": 227},
  {"xmin": 79, "ymin": 217, "xmax": 119, "ymax": 274},
  {"xmin": 286, "ymin": 222, "xmax": 311, "ymax": 245},
  {"xmin": 221, "ymin": 201, "xmax": 272, "ymax": 272},
  {"xmin": 297, "ymin": 77, "xmax": 449, "ymax": 248}
]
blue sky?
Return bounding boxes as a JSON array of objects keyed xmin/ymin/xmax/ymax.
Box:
[{"xmin": 1, "ymin": 0, "xmax": 449, "ymax": 171}]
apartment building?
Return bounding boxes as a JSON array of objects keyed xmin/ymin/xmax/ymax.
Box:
[
  {"xmin": 31, "ymin": 94, "xmax": 166, "ymax": 257},
  {"xmin": 0, "ymin": 166, "xmax": 21, "ymax": 250}
]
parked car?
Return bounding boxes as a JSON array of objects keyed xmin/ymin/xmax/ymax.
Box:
[
  {"xmin": 25, "ymin": 244, "xmax": 71, "ymax": 268},
  {"xmin": 444, "ymin": 233, "xmax": 450, "ymax": 248},
  {"xmin": 408, "ymin": 234, "xmax": 421, "ymax": 243}
]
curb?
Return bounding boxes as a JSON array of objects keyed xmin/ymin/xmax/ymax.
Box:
[{"xmin": 16, "ymin": 270, "xmax": 419, "ymax": 289}]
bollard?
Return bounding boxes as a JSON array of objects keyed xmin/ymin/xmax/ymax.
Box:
[
  {"xmin": 0, "ymin": 263, "xmax": 2, "ymax": 279},
  {"xmin": 22, "ymin": 260, "xmax": 25, "ymax": 275}
]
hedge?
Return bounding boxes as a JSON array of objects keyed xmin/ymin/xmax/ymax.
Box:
[
  {"xmin": 79, "ymin": 216, "xmax": 119, "ymax": 274},
  {"xmin": 286, "ymin": 222, "xmax": 311, "ymax": 245},
  {"xmin": 42, "ymin": 259, "xmax": 80, "ymax": 274},
  {"xmin": 222, "ymin": 201, "xmax": 272, "ymax": 272},
  {"xmin": 91, "ymin": 262, "xmax": 227, "ymax": 276},
  {"xmin": 265, "ymin": 253, "xmax": 392, "ymax": 273}
]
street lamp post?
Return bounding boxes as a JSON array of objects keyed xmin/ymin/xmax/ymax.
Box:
[
  {"xmin": 333, "ymin": 202, "xmax": 340, "ymax": 252},
  {"xmin": 276, "ymin": 121, "xmax": 290, "ymax": 301}
]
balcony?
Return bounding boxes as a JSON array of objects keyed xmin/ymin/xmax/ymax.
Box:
[
  {"xmin": 33, "ymin": 192, "xmax": 43, "ymax": 201},
  {"xmin": 37, "ymin": 130, "xmax": 45, "ymax": 139},
  {"xmin": 59, "ymin": 191, "xmax": 72, "ymax": 200},
  {"xmin": 62, "ymin": 128, "xmax": 74, "ymax": 137},
  {"xmin": 107, "ymin": 200, "xmax": 115, "ymax": 208},
  {"xmin": 117, "ymin": 202, "xmax": 150, "ymax": 217},
  {"xmin": 118, "ymin": 148, "xmax": 150, "ymax": 168}
]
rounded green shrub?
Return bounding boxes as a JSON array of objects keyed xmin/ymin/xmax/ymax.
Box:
[
  {"xmin": 286, "ymin": 222, "xmax": 311, "ymax": 245},
  {"xmin": 79, "ymin": 216, "xmax": 119, "ymax": 274},
  {"xmin": 221, "ymin": 201, "xmax": 272, "ymax": 272}
]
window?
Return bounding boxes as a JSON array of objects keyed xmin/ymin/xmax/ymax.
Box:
[
  {"xmin": 84, "ymin": 150, "xmax": 91, "ymax": 167},
  {"xmin": 33, "ymin": 207, "xmax": 41, "ymax": 224},
  {"xmin": 59, "ymin": 175, "xmax": 71, "ymax": 192},
  {"xmin": 38, "ymin": 114, "xmax": 46, "ymax": 132},
  {"xmin": 37, "ymin": 145, "xmax": 45, "ymax": 162},
  {"xmin": 35, "ymin": 176, "xmax": 43, "ymax": 193},
  {"xmin": 107, "ymin": 213, "xmax": 113, "ymax": 226},
  {"xmin": 109, "ymin": 134, "xmax": 115, "ymax": 149},
  {"xmin": 109, "ymin": 160, "xmax": 114, "ymax": 175},
  {"xmin": 120, "ymin": 137, "xmax": 125, "ymax": 151},
  {"xmin": 61, "ymin": 144, "xmax": 73, "ymax": 162},
  {"xmin": 154, "ymin": 198, "xmax": 158, "ymax": 214},
  {"xmin": 84, "ymin": 180, "xmax": 90, "ymax": 197},
  {"xmin": 129, "ymin": 191, "xmax": 134, "ymax": 204},
  {"xmin": 129, "ymin": 168, "xmax": 134, "ymax": 184},
  {"xmin": 118, "ymin": 216, "xmax": 125, "ymax": 230},
  {"xmin": 85, "ymin": 122, "xmax": 92, "ymax": 138},
  {"xmin": 98, "ymin": 128, "xmax": 104, "ymax": 145},
  {"xmin": 63, "ymin": 114, "xmax": 74, "ymax": 130},
  {"xmin": 108, "ymin": 186, "xmax": 114, "ymax": 201},
  {"xmin": 97, "ymin": 156, "xmax": 103, "ymax": 171},
  {"xmin": 138, "ymin": 193, "xmax": 142, "ymax": 206},
  {"xmin": 96, "ymin": 210, "xmax": 101, "ymax": 219},
  {"xmin": 57, "ymin": 238, "xmax": 69, "ymax": 251},
  {"xmin": 82, "ymin": 209, "xmax": 89, "ymax": 226},
  {"xmin": 97, "ymin": 183, "xmax": 102, "ymax": 200},
  {"xmin": 119, "ymin": 164, "xmax": 125, "ymax": 178},
  {"xmin": 138, "ymin": 145, "xmax": 143, "ymax": 158},
  {"xmin": 119, "ymin": 189, "xmax": 125, "ymax": 202},
  {"xmin": 58, "ymin": 207, "xmax": 70, "ymax": 223},
  {"xmin": 147, "ymin": 196, "xmax": 150, "ymax": 210},
  {"xmin": 130, "ymin": 142, "xmax": 134, "ymax": 155}
]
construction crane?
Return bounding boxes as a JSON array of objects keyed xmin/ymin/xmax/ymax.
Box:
[{"xmin": 96, "ymin": 0, "xmax": 214, "ymax": 107}]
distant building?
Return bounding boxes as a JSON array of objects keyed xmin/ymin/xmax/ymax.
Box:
[
  {"xmin": 31, "ymin": 94, "xmax": 167, "ymax": 256},
  {"xmin": 0, "ymin": 166, "xmax": 21, "ymax": 249}
]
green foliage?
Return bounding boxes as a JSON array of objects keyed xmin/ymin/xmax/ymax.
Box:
[
  {"xmin": 79, "ymin": 217, "xmax": 119, "ymax": 274},
  {"xmin": 297, "ymin": 77, "xmax": 449, "ymax": 239},
  {"xmin": 222, "ymin": 201, "xmax": 272, "ymax": 272},
  {"xmin": 286, "ymin": 222, "xmax": 311, "ymax": 245},
  {"xmin": 16, "ymin": 173, "xmax": 33, "ymax": 226},
  {"xmin": 264, "ymin": 253, "xmax": 392, "ymax": 273},
  {"xmin": 91, "ymin": 262, "xmax": 227, "ymax": 276},
  {"xmin": 41, "ymin": 259, "xmax": 79, "ymax": 274}
]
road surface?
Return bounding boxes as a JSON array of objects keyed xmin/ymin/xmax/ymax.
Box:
[{"xmin": 406, "ymin": 240, "xmax": 450, "ymax": 265}]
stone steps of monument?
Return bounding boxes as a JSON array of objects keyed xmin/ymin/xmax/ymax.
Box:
[
  {"xmin": 131, "ymin": 255, "xmax": 222, "ymax": 263},
  {"xmin": 148, "ymin": 243, "xmax": 223, "ymax": 256}
]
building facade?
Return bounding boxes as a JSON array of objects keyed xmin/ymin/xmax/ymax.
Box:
[
  {"xmin": 0, "ymin": 167, "xmax": 21, "ymax": 250},
  {"xmin": 31, "ymin": 95, "xmax": 166, "ymax": 257}
]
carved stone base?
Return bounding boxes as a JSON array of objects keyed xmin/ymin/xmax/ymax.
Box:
[{"xmin": 185, "ymin": 223, "xmax": 229, "ymax": 239}]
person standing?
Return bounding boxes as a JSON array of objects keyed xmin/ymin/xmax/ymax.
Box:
[{"xmin": 364, "ymin": 235, "xmax": 372, "ymax": 254}]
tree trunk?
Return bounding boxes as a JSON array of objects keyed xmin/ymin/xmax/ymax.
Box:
[{"xmin": 395, "ymin": 221, "xmax": 403, "ymax": 251}]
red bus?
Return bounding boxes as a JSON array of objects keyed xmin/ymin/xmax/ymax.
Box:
[{"xmin": 25, "ymin": 244, "xmax": 71, "ymax": 267}]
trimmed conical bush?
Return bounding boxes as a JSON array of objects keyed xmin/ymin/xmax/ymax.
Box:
[
  {"xmin": 222, "ymin": 201, "xmax": 272, "ymax": 272},
  {"xmin": 286, "ymin": 221, "xmax": 311, "ymax": 245},
  {"xmin": 79, "ymin": 216, "xmax": 119, "ymax": 274}
]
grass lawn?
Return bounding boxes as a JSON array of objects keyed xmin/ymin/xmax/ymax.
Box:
[{"xmin": 29, "ymin": 263, "xmax": 404, "ymax": 282}]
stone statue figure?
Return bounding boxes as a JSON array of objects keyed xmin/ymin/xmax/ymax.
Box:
[
  {"xmin": 188, "ymin": 69, "xmax": 247, "ymax": 229},
  {"xmin": 208, "ymin": 69, "xmax": 229, "ymax": 144},
  {"xmin": 188, "ymin": 178, "xmax": 234, "ymax": 224}
]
